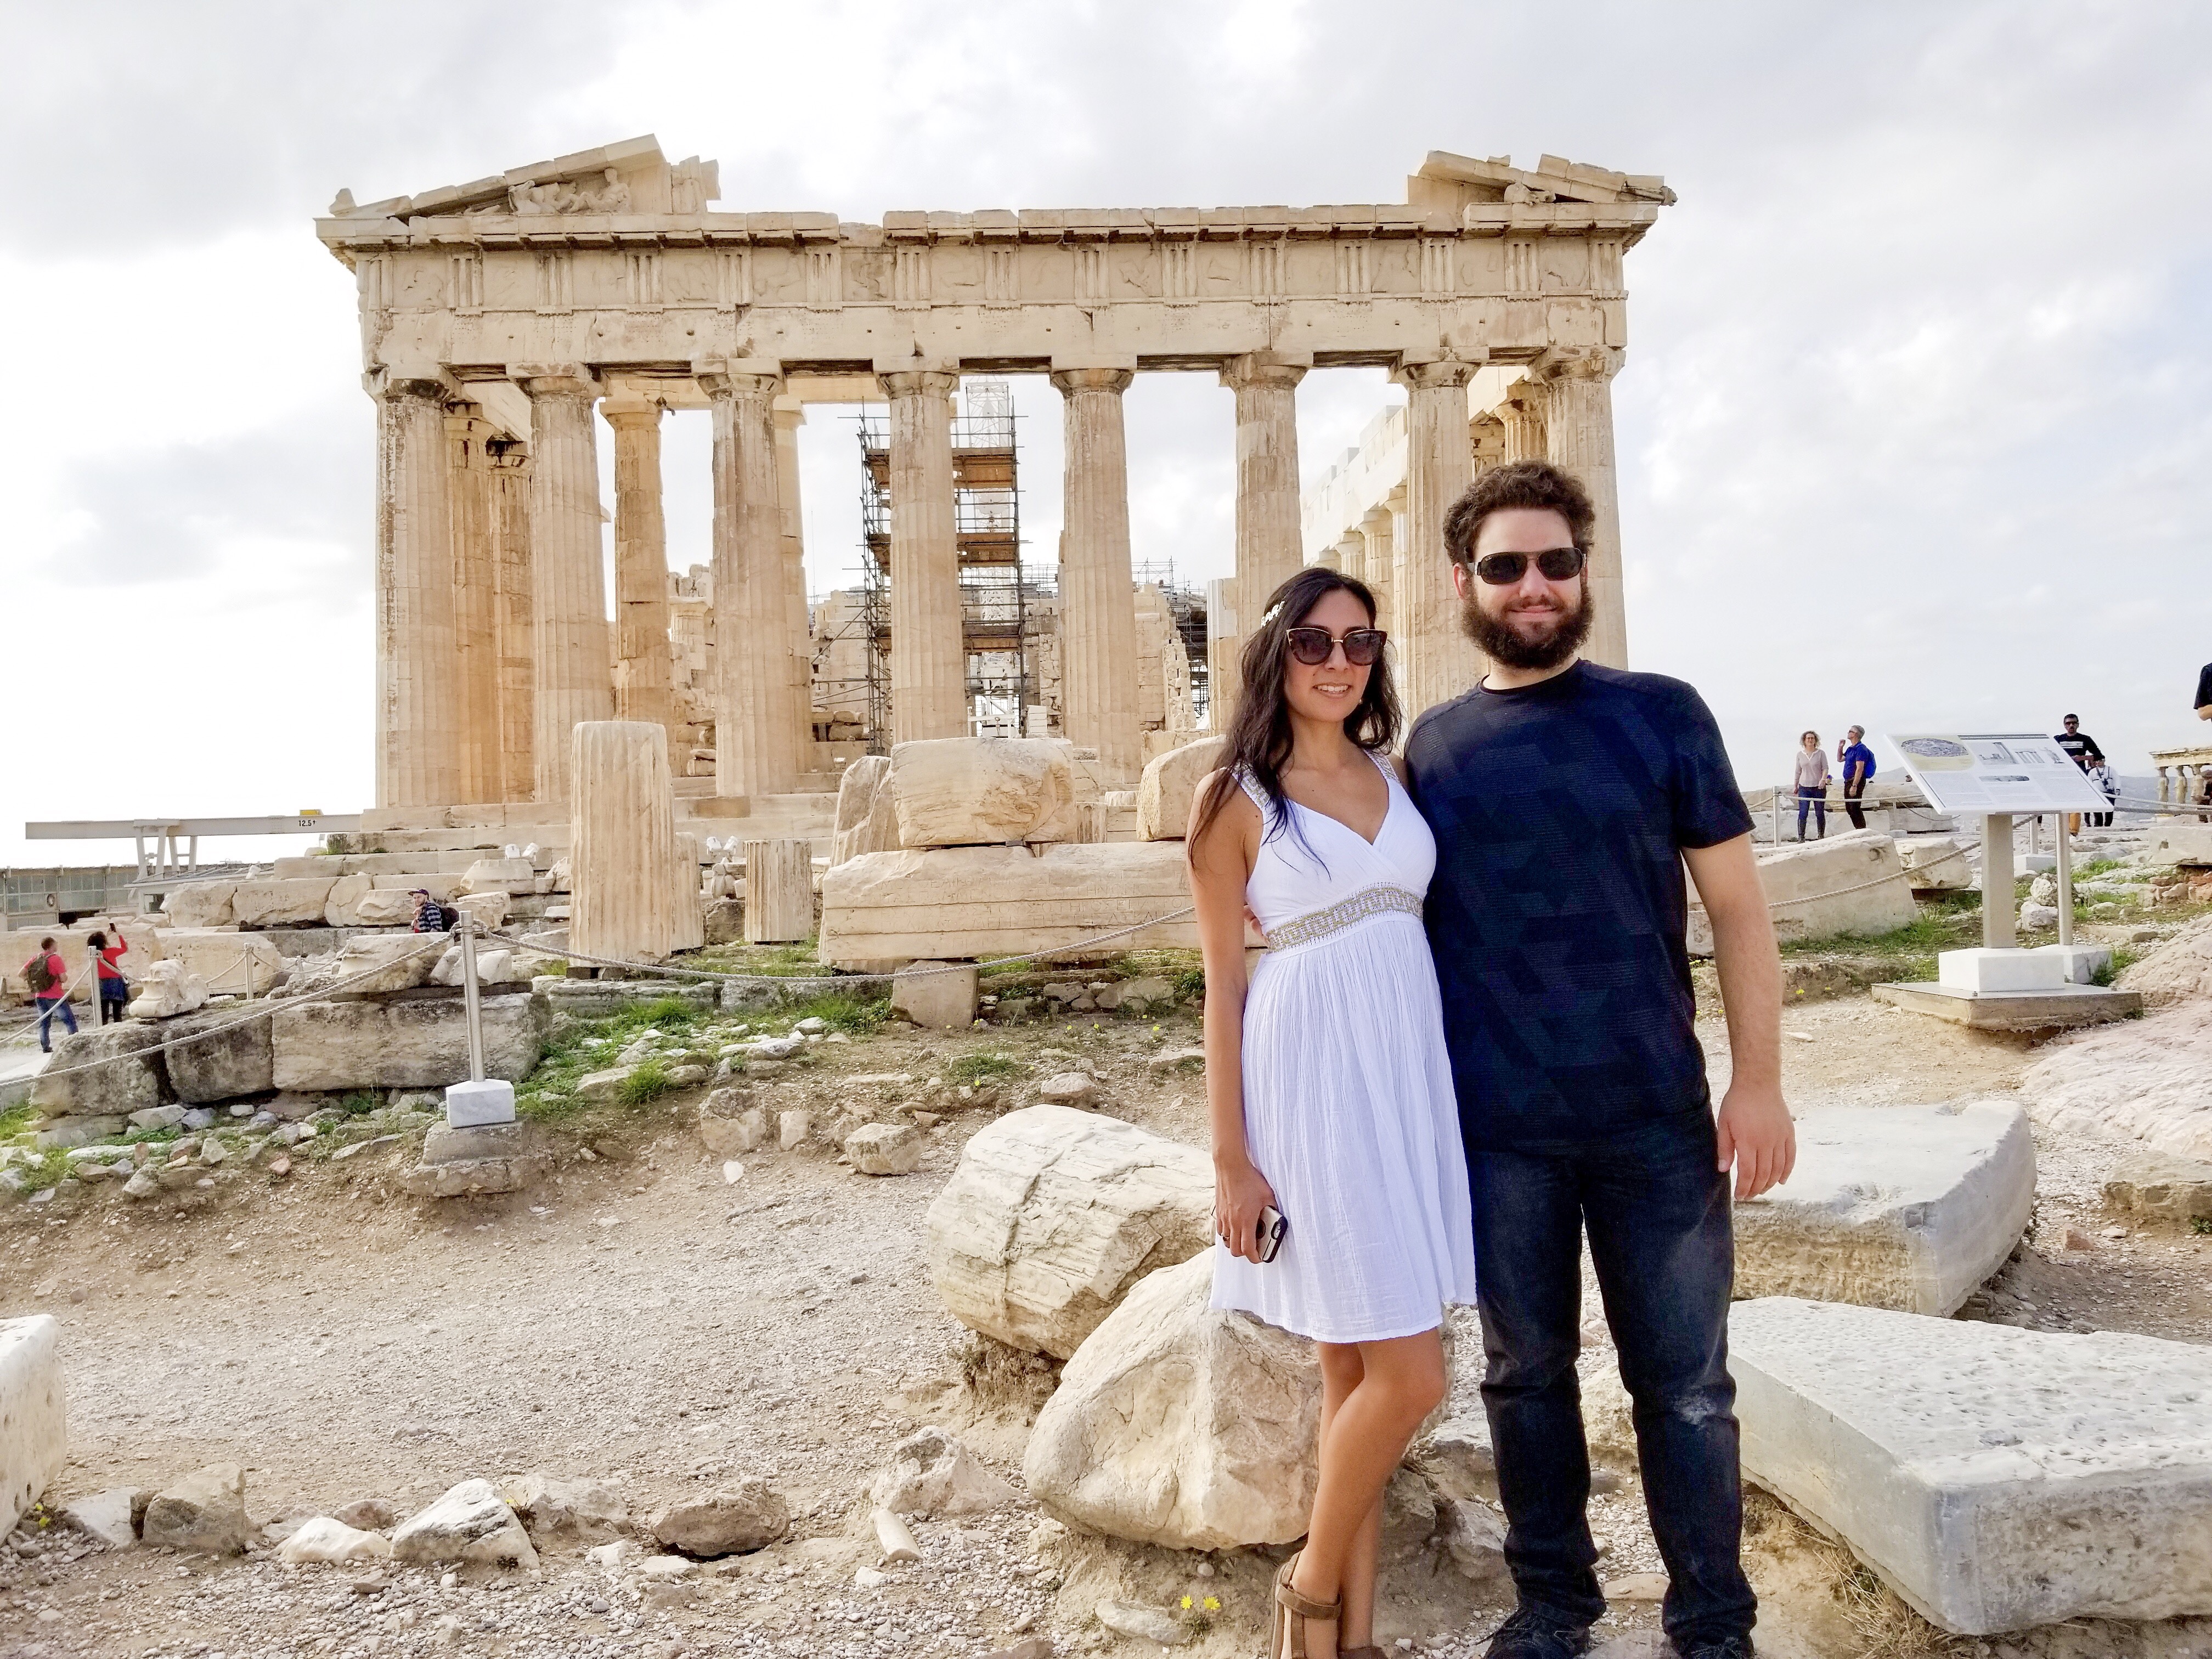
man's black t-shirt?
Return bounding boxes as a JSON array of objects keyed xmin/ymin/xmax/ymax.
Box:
[
  {"xmin": 2196, "ymin": 663, "xmax": 2212, "ymax": 712},
  {"xmin": 2054, "ymin": 730, "xmax": 2102, "ymax": 765},
  {"xmin": 1404, "ymin": 662, "xmax": 1753, "ymax": 1150}
]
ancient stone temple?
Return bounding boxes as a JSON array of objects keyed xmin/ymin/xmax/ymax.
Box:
[{"xmin": 318, "ymin": 138, "xmax": 1669, "ymax": 811}]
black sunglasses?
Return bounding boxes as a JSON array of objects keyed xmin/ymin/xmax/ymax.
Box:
[
  {"xmin": 1471, "ymin": 546, "xmax": 1585, "ymax": 585},
  {"xmin": 1284, "ymin": 626, "xmax": 1386, "ymax": 667}
]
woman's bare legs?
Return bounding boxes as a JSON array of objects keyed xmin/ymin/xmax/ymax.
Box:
[{"xmin": 1288, "ymin": 1330, "xmax": 1448, "ymax": 1659}]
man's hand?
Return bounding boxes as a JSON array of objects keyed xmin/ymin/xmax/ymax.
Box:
[{"xmin": 1716, "ymin": 1080, "xmax": 1795, "ymax": 1199}]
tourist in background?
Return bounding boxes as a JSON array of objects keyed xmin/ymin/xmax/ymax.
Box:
[
  {"xmin": 2196, "ymin": 661, "xmax": 2211, "ymax": 720},
  {"xmin": 1407, "ymin": 461, "xmax": 1790, "ymax": 1659},
  {"xmin": 2085, "ymin": 757, "xmax": 2120, "ymax": 828},
  {"xmin": 1187, "ymin": 565, "xmax": 1475, "ymax": 1659},
  {"xmin": 2053, "ymin": 716, "xmax": 2102, "ymax": 834},
  {"xmin": 21, "ymin": 937, "xmax": 77, "ymax": 1052},
  {"xmin": 88, "ymin": 925, "xmax": 129, "ymax": 1025},
  {"xmin": 1836, "ymin": 726, "xmax": 1876, "ymax": 831},
  {"xmin": 1793, "ymin": 730, "xmax": 1830, "ymax": 840}
]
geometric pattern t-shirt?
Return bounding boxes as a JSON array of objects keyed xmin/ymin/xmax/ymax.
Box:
[{"xmin": 1404, "ymin": 662, "xmax": 1754, "ymax": 1151}]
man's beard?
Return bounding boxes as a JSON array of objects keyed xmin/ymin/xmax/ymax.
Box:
[{"xmin": 1460, "ymin": 571, "xmax": 1593, "ymax": 670}]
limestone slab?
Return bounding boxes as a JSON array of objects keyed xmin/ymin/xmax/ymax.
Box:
[
  {"xmin": 1897, "ymin": 835, "xmax": 1973, "ymax": 890},
  {"xmin": 1733, "ymin": 1103, "xmax": 2034, "ymax": 1316},
  {"xmin": 2103, "ymin": 1149, "xmax": 2212, "ymax": 1223},
  {"xmin": 1870, "ymin": 979, "xmax": 2142, "ymax": 1032},
  {"xmin": 1025, "ymin": 1252, "xmax": 1317, "ymax": 1549},
  {"xmin": 162, "ymin": 1007, "xmax": 275, "ymax": 1104},
  {"xmin": 2117, "ymin": 913, "xmax": 2212, "ymax": 1005},
  {"xmin": 924, "ymin": 1104, "xmax": 1214, "ymax": 1359},
  {"xmin": 327, "ymin": 933, "xmax": 444, "ymax": 995},
  {"xmin": 1135, "ymin": 735, "xmax": 1226, "ymax": 842},
  {"xmin": 159, "ymin": 881, "xmax": 237, "ymax": 928},
  {"xmin": 1732, "ymin": 1296, "xmax": 2212, "ymax": 1634},
  {"xmin": 830, "ymin": 754, "xmax": 899, "ymax": 866},
  {"xmin": 1756, "ymin": 830, "xmax": 1919, "ymax": 945},
  {"xmin": 30, "ymin": 1024, "xmax": 167, "ymax": 1117},
  {"xmin": 890, "ymin": 961, "xmax": 978, "ymax": 1029},
  {"xmin": 231, "ymin": 878, "xmax": 338, "ymax": 928},
  {"xmin": 1, "ymin": 1316, "xmax": 65, "ymax": 1536},
  {"xmin": 889, "ymin": 737, "xmax": 1074, "ymax": 848},
  {"xmin": 2022, "ymin": 997, "xmax": 2212, "ymax": 1163},
  {"xmin": 271, "ymin": 991, "xmax": 547, "ymax": 1091},
  {"xmin": 155, "ymin": 929, "xmax": 286, "ymax": 997},
  {"xmin": 819, "ymin": 842, "xmax": 1198, "ymax": 969}
]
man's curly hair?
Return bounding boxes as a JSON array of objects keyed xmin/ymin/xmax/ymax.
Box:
[{"xmin": 1441, "ymin": 461, "xmax": 1595, "ymax": 566}]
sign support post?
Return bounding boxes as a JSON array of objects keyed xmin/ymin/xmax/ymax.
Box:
[{"xmin": 1982, "ymin": 814, "xmax": 2015, "ymax": 949}]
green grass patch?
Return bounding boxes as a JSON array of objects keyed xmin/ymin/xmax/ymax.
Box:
[
  {"xmin": 2090, "ymin": 947, "xmax": 2140, "ymax": 989},
  {"xmin": 14, "ymin": 1147, "xmax": 71, "ymax": 1192},
  {"xmin": 945, "ymin": 1051, "xmax": 1020, "ymax": 1086},
  {"xmin": 336, "ymin": 1091, "xmax": 381, "ymax": 1118},
  {"xmin": 0, "ymin": 1102, "xmax": 37, "ymax": 1142},
  {"xmin": 616, "ymin": 1057, "xmax": 675, "ymax": 1106},
  {"xmin": 686, "ymin": 939, "xmax": 823, "ymax": 979},
  {"xmin": 2193, "ymin": 1217, "xmax": 2212, "ymax": 1237},
  {"xmin": 2076, "ymin": 857, "xmax": 2124, "ymax": 878},
  {"xmin": 1778, "ymin": 891, "xmax": 1984, "ymax": 980},
  {"xmin": 776, "ymin": 988, "xmax": 890, "ymax": 1034}
]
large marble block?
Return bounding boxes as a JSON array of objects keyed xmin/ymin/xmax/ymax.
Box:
[
  {"xmin": 1, "ymin": 1317, "xmax": 65, "ymax": 1536},
  {"xmin": 30, "ymin": 1024, "xmax": 168, "ymax": 1117},
  {"xmin": 1733, "ymin": 1102, "xmax": 2034, "ymax": 1315},
  {"xmin": 889, "ymin": 737, "xmax": 1074, "ymax": 848},
  {"xmin": 830, "ymin": 754, "xmax": 899, "ymax": 866},
  {"xmin": 2023, "ymin": 997, "xmax": 2212, "ymax": 1164},
  {"xmin": 1733, "ymin": 1297, "xmax": 2212, "ymax": 1634},
  {"xmin": 230, "ymin": 877, "xmax": 338, "ymax": 928},
  {"xmin": 271, "ymin": 991, "xmax": 547, "ymax": 1091},
  {"xmin": 159, "ymin": 881, "xmax": 237, "ymax": 928},
  {"xmin": 1756, "ymin": 829, "xmax": 1919, "ymax": 944},
  {"xmin": 156, "ymin": 929, "xmax": 286, "ymax": 996},
  {"xmin": 162, "ymin": 1007, "xmax": 276, "ymax": 1104},
  {"xmin": 1135, "ymin": 735, "xmax": 1226, "ymax": 842},
  {"xmin": 924, "ymin": 1105, "xmax": 1214, "ymax": 1359},
  {"xmin": 818, "ymin": 842, "xmax": 1198, "ymax": 968}
]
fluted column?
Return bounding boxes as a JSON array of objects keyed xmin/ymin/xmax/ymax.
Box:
[
  {"xmin": 1499, "ymin": 385, "xmax": 1548, "ymax": 465},
  {"xmin": 881, "ymin": 371, "xmax": 965, "ymax": 744},
  {"xmin": 772, "ymin": 403, "xmax": 814, "ymax": 774},
  {"xmin": 1216, "ymin": 352, "xmax": 1305, "ymax": 726},
  {"xmin": 1053, "ymin": 368, "xmax": 1142, "ymax": 781},
  {"xmin": 603, "ymin": 398, "xmax": 678, "ymax": 747},
  {"xmin": 374, "ymin": 376, "xmax": 463, "ymax": 808},
  {"xmin": 1543, "ymin": 347, "xmax": 1628, "ymax": 669},
  {"xmin": 445, "ymin": 406, "xmax": 502, "ymax": 804},
  {"xmin": 518, "ymin": 368, "xmax": 614, "ymax": 803},
  {"xmin": 570, "ymin": 720, "xmax": 678, "ymax": 964},
  {"xmin": 1395, "ymin": 358, "xmax": 1481, "ymax": 719},
  {"xmin": 1358, "ymin": 506, "xmax": 1393, "ymax": 628},
  {"xmin": 489, "ymin": 443, "xmax": 535, "ymax": 803},
  {"xmin": 1384, "ymin": 484, "xmax": 1409, "ymax": 646},
  {"xmin": 703, "ymin": 368, "xmax": 797, "ymax": 801}
]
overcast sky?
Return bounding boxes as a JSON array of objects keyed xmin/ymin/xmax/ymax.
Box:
[{"xmin": 4, "ymin": 0, "xmax": 2208, "ymax": 868}]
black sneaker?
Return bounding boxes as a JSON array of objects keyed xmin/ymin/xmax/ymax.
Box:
[
  {"xmin": 1680, "ymin": 1639, "xmax": 1756, "ymax": 1659},
  {"xmin": 1481, "ymin": 1606, "xmax": 1593, "ymax": 1659}
]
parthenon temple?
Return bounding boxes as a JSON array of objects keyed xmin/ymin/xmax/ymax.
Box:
[{"xmin": 317, "ymin": 136, "xmax": 1670, "ymax": 829}]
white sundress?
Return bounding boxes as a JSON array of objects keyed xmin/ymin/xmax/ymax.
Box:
[{"xmin": 1209, "ymin": 753, "xmax": 1479, "ymax": 1344}]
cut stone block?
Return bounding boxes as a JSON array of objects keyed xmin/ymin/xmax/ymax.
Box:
[
  {"xmin": 2033, "ymin": 941, "xmax": 2111, "ymax": 985},
  {"xmin": 163, "ymin": 1006, "xmax": 276, "ymax": 1104},
  {"xmin": 819, "ymin": 842, "xmax": 1198, "ymax": 969},
  {"xmin": 3, "ymin": 919, "xmax": 167, "ymax": 1006},
  {"xmin": 890, "ymin": 961, "xmax": 978, "ymax": 1029},
  {"xmin": 1733, "ymin": 1102, "xmax": 2034, "ymax": 1315},
  {"xmin": 462, "ymin": 857, "xmax": 538, "ymax": 895},
  {"xmin": 159, "ymin": 881, "xmax": 238, "ymax": 928},
  {"xmin": 155, "ymin": 929, "xmax": 286, "ymax": 996},
  {"xmin": 1, "ymin": 1316, "xmax": 65, "ymax": 1536},
  {"xmin": 231, "ymin": 877, "xmax": 338, "ymax": 928},
  {"xmin": 889, "ymin": 737, "xmax": 1074, "ymax": 848},
  {"xmin": 1939, "ymin": 947, "xmax": 2067, "ymax": 993},
  {"xmin": 2143, "ymin": 825, "xmax": 2212, "ymax": 865},
  {"xmin": 2102, "ymin": 1149, "xmax": 2212, "ymax": 1223},
  {"xmin": 924, "ymin": 1104, "xmax": 1214, "ymax": 1359},
  {"xmin": 2022, "ymin": 997, "xmax": 2212, "ymax": 1164},
  {"xmin": 271, "ymin": 991, "xmax": 547, "ymax": 1092},
  {"xmin": 1025, "ymin": 1252, "xmax": 1317, "ymax": 1549},
  {"xmin": 30, "ymin": 1023, "xmax": 168, "ymax": 1117},
  {"xmin": 1897, "ymin": 835, "xmax": 1973, "ymax": 890},
  {"xmin": 327, "ymin": 884, "xmax": 421, "ymax": 927},
  {"xmin": 571, "ymin": 720, "xmax": 680, "ymax": 965},
  {"xmin": 1733, "ymin": 1296, "xmax": 2212, "ymax": 1634},
  {"xmin": 2117, "ymin": 913, "xmax": 2212, "ymax": 1006},
  {"xmin": 845, "ymin": 1121, "xmax": 923, "ymax": 1175},
  {"xmin": 1757, "ymin": 830, "xmax": 1919, "ymax": 945},
  {"xmin": 831, "ymin": 754, "xmax": 900, "ymax": 866},
  {"xmin": 328, "ymin": 932, "xmax": 444, "ymax": 995},
  {"xmin": 1135, "ymin": 735, "xmax": 1226, "ymax": 842}
]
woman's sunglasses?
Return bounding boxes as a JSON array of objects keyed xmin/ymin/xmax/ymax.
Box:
[
  {"xmin": 1471, "ymin": 546, "xmax": 1586, "ymax": 585},
  {"xmin": 1284, "ymin": 627, "xmax": 1386, "ymax": 667}
]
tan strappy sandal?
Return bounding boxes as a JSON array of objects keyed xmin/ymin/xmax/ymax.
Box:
[{"xmin": 1270, "ymin": 1554, "xmax": 1340, "ymax": 1658}]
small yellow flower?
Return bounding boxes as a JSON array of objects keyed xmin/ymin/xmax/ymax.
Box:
[
  {"xmin": 1204, "ymin": 1596, "xmax": 1221, "ymax": 1611},
  {"xmin": 1180, "ymin": 1595, "xmax": 1193, "ymax": 1610}
]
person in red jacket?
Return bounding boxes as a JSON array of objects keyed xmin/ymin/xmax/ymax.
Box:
[
  {"xmin": 88, "ymin": 926, "xmax": 130, "ymax": 1025},
  {"xmin": 23, "ymin": 936, "xmax": 77, "ymax": 1051}
]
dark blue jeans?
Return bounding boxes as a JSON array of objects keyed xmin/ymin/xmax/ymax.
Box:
[
  {"xmin": 34, "ymin": 995, "xmax": 77, "ymax": 1051},
  {"xmin": 1795, "ymin": 784, "xmax": 1826, "ymax": 838},
  {"xmin": 1467, "ymin": 1107, "xmax": 1757, "ymax": 1649}
]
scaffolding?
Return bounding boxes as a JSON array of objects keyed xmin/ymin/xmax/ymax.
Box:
[
  {"xmin": 853, "ymin": 381, "xmax": 1043, "ymax": 747},
  {"xmin": 1132, "ymin": 558, "xmax": 1212, "ymax": 729}
]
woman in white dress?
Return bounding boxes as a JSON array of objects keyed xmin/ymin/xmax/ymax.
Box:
[{"xmin": 1187, "ymin": 567, "xmax": 1478, "ymax": 1659}]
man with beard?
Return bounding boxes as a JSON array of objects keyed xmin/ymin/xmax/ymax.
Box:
[{"xmin": 1403, "ymin": 461, "xmax": 1791, "ymax": 1659}]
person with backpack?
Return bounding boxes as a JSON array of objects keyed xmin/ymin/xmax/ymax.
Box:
[
  {"xmin": 22, "ymin": 937, "xmax": 77, "ymax": 1051},
  {"xmin": 88, "ymin": 926, "xmax": 131, "ymax": 1024},
  {"xmin": 409, "ymin": 890, "xmax": 457, "ymax": 933}
]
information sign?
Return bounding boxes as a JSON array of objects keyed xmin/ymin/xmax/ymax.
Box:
[{"xmin": 1883, "ymin": 732, "xmax": 2109, "ymax": 815}]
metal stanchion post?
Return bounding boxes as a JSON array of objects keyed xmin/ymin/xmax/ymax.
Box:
[{"xmin": 460, "ymin": 913, "xmax": 486, "ymax": 1084}]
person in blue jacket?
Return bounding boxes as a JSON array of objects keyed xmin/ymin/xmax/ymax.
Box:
[{"xmin": 1837, "ymin": 726, "xmax": 1876, "ymax": 831}]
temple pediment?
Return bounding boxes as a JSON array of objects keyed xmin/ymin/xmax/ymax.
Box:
[
  {"xmin": 328, "ymin": 135, "xmax": 719, "ymax": 222},
  {"xmin": 1413, "ymin": 150, "xmax": 1675, "ymax": 209}
]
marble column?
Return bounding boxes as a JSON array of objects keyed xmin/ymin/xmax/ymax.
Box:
[
  {"xmin": 1499, "ymin": 384, "xmax": 1548, "ymax": 465},
  {"xmin": 1395, "ymin": 358, "xmax": 1481, "ymax": 719},
  {"xmin": 518, "ymin": 368, "xmax": 614, "ymax": 803},
  {"xmin": 1358, "ymin": 506, "xmax": 1393, "ymax": 629},
  {"xmin": 445, "ymin": 407, "xmax": 502, "ymax": 805},
  {"xmin": 772, "ymin": 403, "xmax": 814, "ymax": 774},
  {"xmin": 489, "ymin": 443, "xmax": 536, "ymax": 803},
  {"xmin": 603, "ymin": 398, "xmax": 678, "ymax": 747},
  {"xmin": 1216, "ymin": 352, "xmax": 1305, "ymax": 727},
  {"xmin": 1543, "ymin": 347, "xmax": 1629, "ymax": 669},
  {"xmin": 1385, "ymin": 484, "xmax": 1409, "ymax": 647},
  {"xmin": 882, "ymin": 371, "xmax": 965, "ymax": 744},
  {"xmin": 374, "ymin": 376, "xmax": 463, "ymax": 809},
  {"xmin": 1052, "ymin": 368, "xmax": 1142, "ymax": 781},
  {"xmin": 702, "ymin": 368, "xmax": 798, "ymax": 802}
]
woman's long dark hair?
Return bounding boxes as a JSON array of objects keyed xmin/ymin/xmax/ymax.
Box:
[{"xmin": 1191, "ymin": 566, "xmax": 1400, "ymax": 850}]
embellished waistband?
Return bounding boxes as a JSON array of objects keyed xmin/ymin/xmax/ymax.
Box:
[{"xmin": 1262, "ymin": 884, "xmax": 1424, "ymax": 952}]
